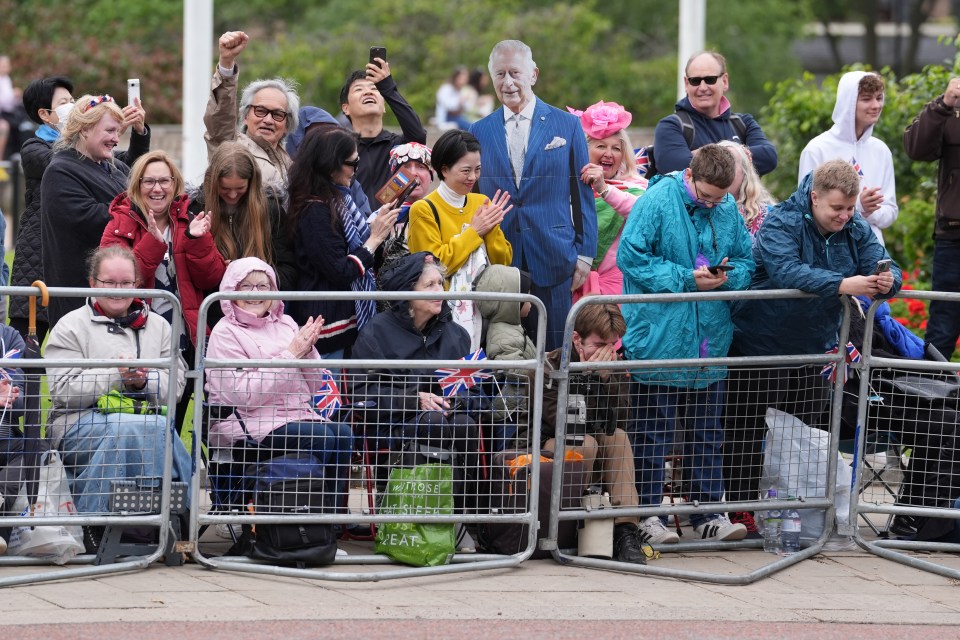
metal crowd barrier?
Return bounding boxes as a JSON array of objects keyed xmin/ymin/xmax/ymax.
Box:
[
  {"xmin": 544, "ymin": 291, "xmax": 854, "ymax": 584},
  {"xmin": 851, "ymin": 291, "xmax": 960, "ymax": 579},
  {"xmin": 189, "ymin": 289, "xmax": 547, "ymax": 581},
  {"xmin": 0, "ymin": 286, "xmax": 185, "ymax": 588}
]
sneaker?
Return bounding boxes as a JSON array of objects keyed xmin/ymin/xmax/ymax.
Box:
[
  {"xmin": 637, "ymin": 516, "xmax": 680, "ymax": 545},
  {"xmin": 612, "ymin": 523, "xmax": 647, "ymax": 564},
  {"xmin": 215, "ymin": 523, "xmax": 243, "ymax": 540},
  {"xmin": 694, "ymin": 515, "xmax": 747, "ymax": 541},
  {"xmin": 730, "ymin": 511, "xmax": 762, "ymax": 540}
]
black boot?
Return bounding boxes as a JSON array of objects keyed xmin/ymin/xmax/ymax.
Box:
[
  {"xmin": 888, "ymin": 514, "xmax": 920, "ymax": 539},
  {"xmin": 613, "ymin": 523, "xmax": 646, "ymax": 564}
]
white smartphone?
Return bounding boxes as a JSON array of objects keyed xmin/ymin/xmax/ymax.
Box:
[{"xmin": 127, "ymin": 78, "xmax": 141, "ymax": 107}]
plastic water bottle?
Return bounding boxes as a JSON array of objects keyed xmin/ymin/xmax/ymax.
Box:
[
  {"xmin": 780, "ymin": 498, "xmax": 802, "ymax": 554},
  {"xmin": 761, "ymin": 489, "xmax": 782, "ymax": 555}
]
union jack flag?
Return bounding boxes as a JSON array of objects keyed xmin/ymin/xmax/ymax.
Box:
[
  {"xmin": 312, "ymin": 369, "xmax": 342, "ymax": 420},
  {"xmin": 0, "ymin": 347, "xmax": 20, "ymax": 382},
  {"xmin": 850, "ymin": 157, "xmax": 864, "ymax": 177},
  {"xmin": 635, "ymin": 147, "xmax": 650, "ymax": 176},
  {"xmin": 435, "ymin": 349, "xmax": 493, "ymax": 397},
  {"xmin": 821, "ymin": 341, "xmax": 862, "ymax": 383}
]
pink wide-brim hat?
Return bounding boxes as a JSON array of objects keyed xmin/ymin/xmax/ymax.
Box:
[{"xmin": 567, "ymin": 100, "xmax": 632, "ymax": 139}]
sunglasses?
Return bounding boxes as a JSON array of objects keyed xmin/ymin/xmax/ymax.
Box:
[
  {"xmin": 687, "ymin": 75, "xmax": 721, "ymax": 86},
  {"xmin": 250, "ymin": 105, "xmax": 288, "ymax": 122},
  {"xmin": 343, "ymin": 157, "xmax": 360, "ymax": 169}
]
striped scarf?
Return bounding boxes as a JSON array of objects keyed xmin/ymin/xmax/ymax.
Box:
[{"xmin": 337, "ymin": 187, "xmax": 376, "ymax": 329}]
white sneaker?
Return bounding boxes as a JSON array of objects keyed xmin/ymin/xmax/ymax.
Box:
[
  {"xmin": 694, "ymin": 515, "xmax": 747, "ymax": 541},
  {"xmin": 456, "ymin": 523, "xmax": 477, "ymax": 553},
  {"xmin": 215, "ymin": 522, "xmax": 242, "ymax": 540},
  {"xmin": 336, "ymin": 548, "xmax": 348, "ymax": 557},
  {"xmin": 637, "ymin": 516, "xmax": 680, "ymax": 545}
]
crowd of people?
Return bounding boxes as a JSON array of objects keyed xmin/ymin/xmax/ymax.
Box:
[{"xmin": 2, "ymin": 30, "xmax": 956, "ymax": 564}]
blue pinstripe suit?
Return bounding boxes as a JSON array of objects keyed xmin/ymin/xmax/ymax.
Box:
[{"xmin": 470, "ymin": 99, "xmax": 597, "ymax": 348}]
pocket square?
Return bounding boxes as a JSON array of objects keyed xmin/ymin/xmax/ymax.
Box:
[{"xmin": 544, "ymin": 136, "xmax": 567, "ymax": 150}]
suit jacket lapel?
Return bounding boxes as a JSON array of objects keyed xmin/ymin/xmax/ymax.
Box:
[{"xmin": 523, "ymin": 99, "xmax": 552, "ymax": 184}]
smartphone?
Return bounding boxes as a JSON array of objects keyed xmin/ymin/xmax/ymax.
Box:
[
  {"xmin": 369, "ymin": 46, "xmax": 387, "ymax": 68},
  {"xmin": 707, "ymin": 264, "xmax": 734, "ymax": 275},
  {"xmin": 127, "ymin": 78, "xmax": 141, "ymax": 107},
  {"xmin": 874, "ymin": 258, "xmax": 892, "ymax": 275}
]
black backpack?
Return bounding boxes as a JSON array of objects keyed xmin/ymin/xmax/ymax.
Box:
[
  {"xmin": 641, "ymin": 111, "xmax": 747, "ymax": 178},
  {"xmin": 246, "ymin": 453, "xmax": 338, "ymax": 568}
]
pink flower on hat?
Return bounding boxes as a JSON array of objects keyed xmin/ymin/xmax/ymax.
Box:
[{"xmin": 567, "ymin": 100, "xmax": 632, "ymax": 139}]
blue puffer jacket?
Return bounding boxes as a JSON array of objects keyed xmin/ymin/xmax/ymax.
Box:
[
  {"xmin": 731, "ymin": 172, "xmax": 902, "ymax": 356},
  {"xmin": 617, "ymin": 172, "xmax": 755, "ymax": 388}
]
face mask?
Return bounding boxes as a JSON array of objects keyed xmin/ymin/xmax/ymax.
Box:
[{"xmin": 53, "ymin": 103, "xmax": 74, "ymax": 131}]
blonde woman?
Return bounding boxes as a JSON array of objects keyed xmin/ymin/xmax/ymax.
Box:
[{"xmin": 718, "ymin": 140, "xmax": 776, "ymax": 236}]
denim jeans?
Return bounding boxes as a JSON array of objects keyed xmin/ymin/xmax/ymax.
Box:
[
  {"xmin": 258, "ymin": 420, "xmax": 354, "ymax": 510},
  {"xmin": 925, "ymin": 239, "xmax": 960, "ymax": 359},
  {"xmin": 61, "ymin": 410, "xmax": 193, "ymax": 514},
  {"xmin": 633, "ymin": 381, "xmax": 727, "ymax": 527}
]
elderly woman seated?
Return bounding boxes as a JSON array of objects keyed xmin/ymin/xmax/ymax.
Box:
[
  {"xmin": 351, "ymin": 252, "xmax": 482, "ymax": 517},
  {"xmin": 45, "ymin": 246, "xmax": 192, "ymax": 520},
  {"xmin": 204, "ymin": 257, "xmax": 353, "ymax": 511}
]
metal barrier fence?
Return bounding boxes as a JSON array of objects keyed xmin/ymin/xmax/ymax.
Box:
[
  {"xmin": 189, "ymin": 289, "xmax": 547, "ymax": 581},
  {"xmin": 851, "ymin": 291, "xmax": 960, "ymax": 579},
  {"xmin": 544, "ymin": 291, "xmax": 855, "ymax": 584},
  {"xmin": 0, "ymin": 286, "xmax": 185, "ymax": 588}
]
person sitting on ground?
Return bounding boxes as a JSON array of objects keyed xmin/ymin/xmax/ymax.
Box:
[
  {"xmin": 339, "ymin": 54, "xmax": 427, "ymax": 205},
  {"xmin": 12, "ymin": 76, "xmax": 149, "ymax": 343},
  {"xmin": 204, "ymin": 258, "xmax": 354, "ymax": 514},
  {"xmin": 44, "ymin": 246, "xmax": 192, "ymax": 530},
  {"xmin": 539, "ymin": 303, "xmax": 646, "ymax": 564},
  {"xmin": 618, "ymin": 143, "xmax": 755, "ymax": 545},
  {"xmin": 350, "ymin": 252, "xmax": 483, "ymax": 523},
  {"xmin": 717, "ymin": 140, "xmax": 775, "ymax": 237},
  {"xmin": 570, "ymin": 100, "xmax": 648, "ymax": 298},
  {"xmin": 40, "ymin": 94, "xmax": 148, "ymax": 327},
  {"xmin": 204, "ymin": 30, "xmax": 298, "ymax": 190}
]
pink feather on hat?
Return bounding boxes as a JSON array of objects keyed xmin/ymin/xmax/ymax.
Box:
[{"xmin": 566, "ymin": 100, "xmax": 632, "ymax": 139}]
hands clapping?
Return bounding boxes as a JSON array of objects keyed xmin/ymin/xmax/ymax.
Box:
[
  {"xmin": 288, "ymin": 316, "xmax": 325, "ymax": 358},
  {"xmin": 188, "ymin": 211, "xmax": 212, "ymax": 238},
  {"xmin": 471, "ymin": 189, "xmax": 513, "ymax": 237}
]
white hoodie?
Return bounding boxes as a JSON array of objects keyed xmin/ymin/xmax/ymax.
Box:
[{"xmin": 798, "ymin": 71, "xmax": 897, "ymax": 245}]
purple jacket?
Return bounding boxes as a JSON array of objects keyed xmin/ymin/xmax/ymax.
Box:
[{"xmin": 205, "ymin": 257, "xmax": 327, "ymax": 448}]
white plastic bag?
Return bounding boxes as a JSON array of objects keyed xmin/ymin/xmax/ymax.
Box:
[
  {"xmin": 7, "ymin": 450, "xmax": 85, "ymax": 564},
  {"xmin": 760, "ymin": 407, "xmax": 853, "ymax": 542}
]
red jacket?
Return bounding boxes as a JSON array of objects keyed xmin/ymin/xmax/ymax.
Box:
[{"xmin": 101, "ymin": 193, "xmax": 227, "ymax": 344}]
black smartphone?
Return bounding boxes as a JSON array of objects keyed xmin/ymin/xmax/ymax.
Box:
[
  {"xmin": 369, "ymin": 46, "xmax": 387, "ymax": 68},
  {"xmin": 392, "ymin": 178, "xmax": 419, "ymax": 208},
  {"xmin": 874, "ymin": 258, "xmax": 892, "ymax": 275},
  {"xmin": 707, "ymin": 264, "xmax": 734, "ymax": 275}
]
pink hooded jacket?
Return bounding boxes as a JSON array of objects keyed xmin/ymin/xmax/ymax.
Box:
[{"xmin": 205, "ymin": 257, "xmax": 328, "ymax": 448}]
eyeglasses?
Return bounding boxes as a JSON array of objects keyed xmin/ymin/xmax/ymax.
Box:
[
  {"xmin": 250, "ymin": 105, "xmax": 288, "ymax": 122},
  {"xmin": 83, "ymin": 95, "xmax": 115, "ymax": 113},
  {"xmin": 236, "ymin": 283, "xmax": 272, "ymax": 292},
  {"xmin": 140, "ymin": 177, "xmax": 173, "ymax": 189},
  {"xmin": 693, "ymin": 179, "xmax": 726, "ymax": 206},
  {"xmin": 343, "ymin": 157, "xmax": 360, "ymax": 169},
  {"xmin": 95, "ymin": 278, "xmax": 136, "ymax": 288},
  {"xmin": 686, "ymin": 75, "xmax": 721, "ymax": 86}
]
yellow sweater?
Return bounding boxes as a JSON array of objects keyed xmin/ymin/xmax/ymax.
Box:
[{"xmin": 408, "ymin": 191, "xmax": 513, "ymax": 275}]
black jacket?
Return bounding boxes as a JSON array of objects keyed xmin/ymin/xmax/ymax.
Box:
[
  {"xmin": 40, "ymin": 149, "xmax": 131, "ymax": 327},
  {"xmin": 350, "ymin": 301, "xmax": 470, "ymax": 426},
  {"xmin": 11, "ymin": 128, "xmax": 150, "ymax": 324},
  {"xmin": 354, "ymin": 75, "xmax": 427, "ymax": 206}
]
